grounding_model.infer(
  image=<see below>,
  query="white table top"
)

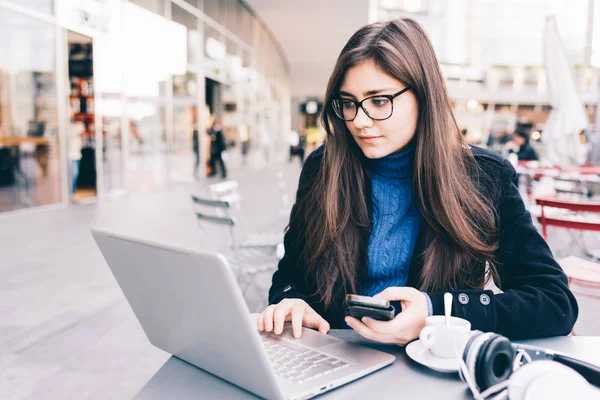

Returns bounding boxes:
[133,331,600,400]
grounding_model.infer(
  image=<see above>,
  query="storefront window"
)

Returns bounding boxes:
[99,96,125,194]
[172,3,200,68]
[172,3,199,182]
[172,72,198,182]
[226,39,242,84]
[204,24,226,81]
[0,8,61,213]
[94,8,126,197]
[124,2,178,190]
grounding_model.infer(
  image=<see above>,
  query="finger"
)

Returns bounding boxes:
[273,304,292,335]
[304,311,330,334]
[263,305,276,332]
[257,311,265,331]
[373,287,413,301]
[345,316,378,341]
[291,305,305,338]
[361,317,396,335]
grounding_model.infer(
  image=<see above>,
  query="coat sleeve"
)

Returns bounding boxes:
[268,147,324,305]
[426,158,578,340]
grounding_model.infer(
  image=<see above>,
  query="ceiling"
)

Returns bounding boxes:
[244,0,371,99]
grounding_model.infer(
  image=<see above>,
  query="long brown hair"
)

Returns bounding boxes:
[294,18,499,308]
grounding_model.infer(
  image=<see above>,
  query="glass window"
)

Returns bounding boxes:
[204,25,226,81]
[223,0,237,34]
[226,38,241,83]
[6,0,54,15]
[0,8,61,212]
[184,0,200,8]
[203,0,220,23]
[124,2,171,190]
[171,71,198,182]
[99,97,125,194]
[231,0,242,40]
[172,3,199,67]
[240,7,254,46]
[129,0,164,15]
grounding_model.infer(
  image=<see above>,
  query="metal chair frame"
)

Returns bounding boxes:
[191,194,277,310]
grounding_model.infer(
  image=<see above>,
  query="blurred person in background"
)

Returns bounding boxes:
[288,129,299,162]
[68,121,85,193]
[257,18,577,343]
[207,119,227,178]
[507,130,538,161]
[239,123,250,165]
[288,129,306,165]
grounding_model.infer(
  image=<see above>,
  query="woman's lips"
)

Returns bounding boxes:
[358,136,382,144]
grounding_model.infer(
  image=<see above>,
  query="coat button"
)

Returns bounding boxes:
[458,293,469,305]
[480,294,491,305]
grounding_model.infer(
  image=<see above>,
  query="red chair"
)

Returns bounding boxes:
[535,196,600,241]
[536,197,600,334]
[557,256,600,335]
[558,256,600,297]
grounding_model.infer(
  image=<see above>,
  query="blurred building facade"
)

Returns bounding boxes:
[0,0,290,214]
[375,0,600,145]
[2,0,600,216]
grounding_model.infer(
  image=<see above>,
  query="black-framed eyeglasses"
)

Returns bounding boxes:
[331,87,411,122]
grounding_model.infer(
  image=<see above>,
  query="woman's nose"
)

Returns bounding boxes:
[352,107,373,129]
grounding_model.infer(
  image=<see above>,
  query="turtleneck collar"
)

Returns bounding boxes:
[369,141,416,179]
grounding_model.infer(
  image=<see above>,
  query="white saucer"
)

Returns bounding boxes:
[405,339,460,373]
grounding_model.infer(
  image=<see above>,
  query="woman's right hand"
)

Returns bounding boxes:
[257,298,330,339]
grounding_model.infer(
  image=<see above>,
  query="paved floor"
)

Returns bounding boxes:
[1,153,599,400]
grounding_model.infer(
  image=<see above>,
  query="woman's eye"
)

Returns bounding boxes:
[371,98,390,107]
[341,100,355,109]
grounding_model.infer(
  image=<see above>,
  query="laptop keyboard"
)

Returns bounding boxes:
[261,334,351,384]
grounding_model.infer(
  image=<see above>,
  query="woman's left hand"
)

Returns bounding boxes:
[345,287,428,345]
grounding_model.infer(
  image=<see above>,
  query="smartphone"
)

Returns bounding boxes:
[344,294,395,321]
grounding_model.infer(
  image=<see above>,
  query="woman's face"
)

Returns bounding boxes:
[338,60,418,159]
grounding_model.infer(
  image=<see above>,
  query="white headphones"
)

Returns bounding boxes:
[458,331,600,400]
[508,360,597,400]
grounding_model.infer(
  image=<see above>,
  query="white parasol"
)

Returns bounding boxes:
[543,15,588,167]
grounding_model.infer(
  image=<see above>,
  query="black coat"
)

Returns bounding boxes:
[209,129,227,155]
[517,143,539,161]
[268,145,578,340]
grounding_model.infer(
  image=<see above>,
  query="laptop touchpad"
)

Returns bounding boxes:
[281,326,340,348]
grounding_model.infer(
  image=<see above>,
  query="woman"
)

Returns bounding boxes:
[258,18,577,343]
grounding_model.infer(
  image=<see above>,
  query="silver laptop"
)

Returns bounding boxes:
[91,228,395,400]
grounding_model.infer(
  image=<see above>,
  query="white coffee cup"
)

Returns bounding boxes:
[419,316,471,359]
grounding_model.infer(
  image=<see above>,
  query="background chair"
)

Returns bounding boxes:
[558,256,600,335]
[208,180,284,257]
[191,194,278,311]
[553,176,593,198]
[535,196,600,260]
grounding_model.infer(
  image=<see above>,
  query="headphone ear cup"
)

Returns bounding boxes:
[475,334,515,391]
[459,331,482,383]
[508,360,595,400]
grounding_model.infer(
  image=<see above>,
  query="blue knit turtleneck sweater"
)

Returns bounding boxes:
[360,144,422,297]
